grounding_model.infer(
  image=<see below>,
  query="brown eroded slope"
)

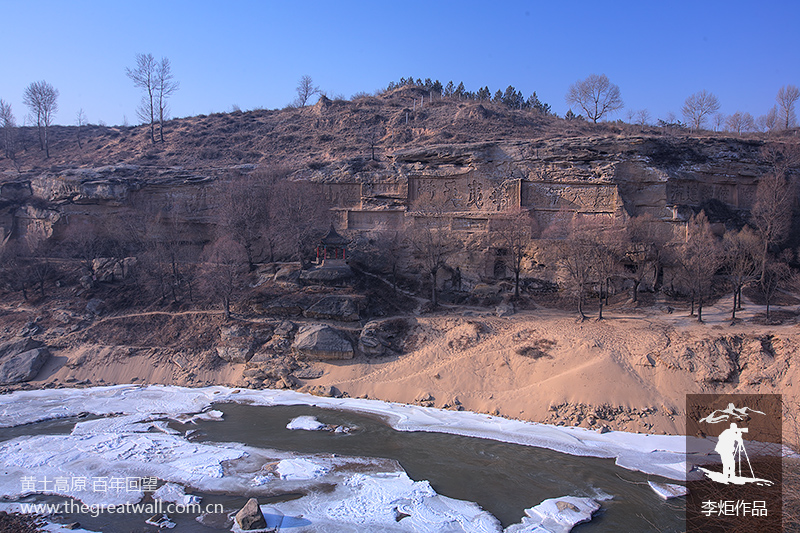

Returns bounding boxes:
[299,296,798,436]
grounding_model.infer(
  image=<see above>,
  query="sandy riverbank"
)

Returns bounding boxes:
[20,294,800,441]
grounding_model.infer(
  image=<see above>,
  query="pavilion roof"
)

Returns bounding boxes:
[320,224,349,246]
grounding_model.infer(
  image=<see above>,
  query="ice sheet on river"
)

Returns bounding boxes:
[0,412,501,532]
[0,384,690,480]
[0,385,630,532]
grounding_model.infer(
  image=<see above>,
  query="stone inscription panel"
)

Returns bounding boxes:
[322,183,362,208]
[409,176,518,212]
[666,180,743,208]
[363,182,403,197]
[522,182,618,212]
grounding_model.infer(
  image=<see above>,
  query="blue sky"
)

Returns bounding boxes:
[1,0,797,127]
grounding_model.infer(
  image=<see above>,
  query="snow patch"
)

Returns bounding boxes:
[505,496,600,533]
[152,482,202,505]
[647,480,688,499]
[286,415,326,431]
[276,458,328,480]
[259,471,501,532]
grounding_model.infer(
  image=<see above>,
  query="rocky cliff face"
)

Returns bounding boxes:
[321,135,779,234]
[0,164,256,248]
[0,135,792,260]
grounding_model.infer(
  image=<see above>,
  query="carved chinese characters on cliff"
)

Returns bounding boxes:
[521,183,618,212]
[322,183,362,208]
[466,180,483,209]
[666,181,742,209]
[410,176,516,212]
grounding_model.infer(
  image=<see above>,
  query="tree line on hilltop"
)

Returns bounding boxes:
[1,59,798,170]
[384,76,553,115]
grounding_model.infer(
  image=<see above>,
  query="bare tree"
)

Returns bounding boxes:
[565,74,623,123]
[756,106,779,134]
[374,226,407,293]
[406,212,456,307]
[776,84,800,130]
[682,90,720,131]
[363,126,383,161]
[633,109,650,130]
[491,209,537,298]
[155,57,179,142]
[0,99,16,160]
[268,179,331,263]
[751,146,797,280]
[554,216,598,320]
[761,252,793,323]
[75,108,87,148]
[294,75,320,107]
[217,167,282,270]
[726,111,755,136]
[23,237,56,299]
[126,53,157,143]
[625,213,672,301]
[0,240,29,300]
[712,113,726,132]
[202,236,247,319]
[139,194,199,304]
[591,219,626,319]
[674,212,723,321]
[723,227,760,321]
[22,81,58,158]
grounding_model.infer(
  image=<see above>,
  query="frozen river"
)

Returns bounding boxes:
[0,386,686,532]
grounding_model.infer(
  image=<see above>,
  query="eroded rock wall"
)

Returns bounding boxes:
[0,136,792,264]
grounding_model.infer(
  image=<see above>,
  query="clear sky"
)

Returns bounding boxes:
[1,0,798,127]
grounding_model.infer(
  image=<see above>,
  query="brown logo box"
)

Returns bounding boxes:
[686,394,782,532]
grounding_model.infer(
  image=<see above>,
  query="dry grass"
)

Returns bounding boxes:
[2,91,790,177]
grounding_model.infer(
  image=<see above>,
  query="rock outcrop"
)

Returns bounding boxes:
[0,338,50,385]
[216,325,272,363]
[235,498,267,531]
[358,318,411,357]
[292,324,354,360]
[304,295,361,322]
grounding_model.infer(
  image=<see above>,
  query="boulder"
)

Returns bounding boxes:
[234,498,267,531]
[298,265,353,285]
[121,257,138,278]
[257,321,296,357]
[358,318,410,357]
[301,384,342,398]
[17,321,40,337]
[0,337,43,360]
[0,347,50,384]
[472,283,502,297]
[274,263,302,283]
[292,324,354,360]
[305,296,360,322]
[92,258,124,282]
[216,325,267,363]
[79,275,95,290]
[85,298,106,316]
[0,181,33,202]
[275,321,295,337]
[261,294,320,317]
[495,300,515,317]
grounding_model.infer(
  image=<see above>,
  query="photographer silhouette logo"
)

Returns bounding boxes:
[697,403,774,486]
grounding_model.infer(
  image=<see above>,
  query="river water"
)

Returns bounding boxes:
[2,403,685,532]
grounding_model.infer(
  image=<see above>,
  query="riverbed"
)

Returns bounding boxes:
[0,386,687,531]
